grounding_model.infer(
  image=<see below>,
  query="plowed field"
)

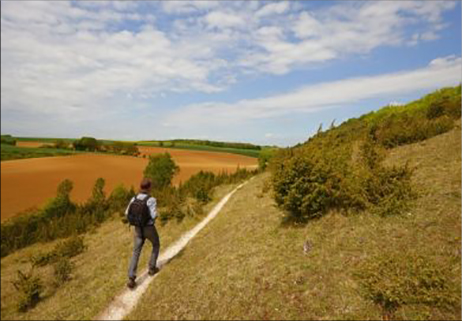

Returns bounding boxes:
[1,148,257,221]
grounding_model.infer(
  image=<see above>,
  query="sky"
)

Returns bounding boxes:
[1,0,461,147]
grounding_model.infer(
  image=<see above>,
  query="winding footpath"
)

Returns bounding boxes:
[96,179,251,320]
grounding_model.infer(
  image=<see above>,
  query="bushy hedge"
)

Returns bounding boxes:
[1,178,132,258]
[1,135,17,146]
[12,270,43,312]
[154,167,258,224]
[368,86,461,148]
[270,86,460,223]
[1,154,255,257]
[31,236,86,267]
[103,141,139,156]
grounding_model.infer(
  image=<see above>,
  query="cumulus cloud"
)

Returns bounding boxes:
[1,1,459,140]
[166,56,462,126]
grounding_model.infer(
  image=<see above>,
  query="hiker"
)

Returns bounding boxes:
[125,178,160,289]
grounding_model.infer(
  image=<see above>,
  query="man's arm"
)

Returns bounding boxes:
[147,197,157,220]
[125,197,135,216]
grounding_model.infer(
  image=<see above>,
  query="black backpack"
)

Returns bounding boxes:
[127,194,152,227]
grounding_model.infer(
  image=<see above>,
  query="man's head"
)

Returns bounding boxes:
[140,178,152,193]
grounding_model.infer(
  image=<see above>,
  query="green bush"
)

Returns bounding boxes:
[1,177,115,258]
[12,270,43,312]
[104,141,139,156]
[53,257,74,286]
[31,251,58,267]
[108,184,135,216]
[53,139,69,149]
[143,153,179,190]
[73,136,100,151]
[258,148,278,171]
[31,236,86,267]
[357,252,458,315]
[54,235,87,258]
[181,171,216,203]
[271,135,413,223]
[270,86,461,223]
[1,135,17,146]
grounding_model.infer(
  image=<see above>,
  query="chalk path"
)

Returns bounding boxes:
[96,180,250,320]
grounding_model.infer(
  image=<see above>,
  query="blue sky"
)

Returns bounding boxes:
[1,1,461,146]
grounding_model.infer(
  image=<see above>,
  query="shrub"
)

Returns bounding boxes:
[54,236,87,258]
[108,184,135,216]
[270,86,462,223]
[73,136,100,151]
[181,171,216,203]
[53,257,74,286]
[31,236,86,267]
[53,139,69,149]
[12,270,43,312]
[271,135,414,223]
[143,153,179,190]
[258,148,278,171]
[1,135,17,146]
[31,251,58,267]
[357,252,458,316]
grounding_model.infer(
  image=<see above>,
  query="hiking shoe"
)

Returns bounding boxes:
[127,278,136,289]
[148,267,160,276]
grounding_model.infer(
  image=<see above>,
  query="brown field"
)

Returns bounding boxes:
[16,141,46,148]
[1,147,257,222]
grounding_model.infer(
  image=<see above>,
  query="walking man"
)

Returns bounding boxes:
[125,178,160,289]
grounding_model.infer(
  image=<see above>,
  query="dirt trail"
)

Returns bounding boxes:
[95,180,250,320]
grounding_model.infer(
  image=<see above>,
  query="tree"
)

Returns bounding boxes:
[73,137,100,151]
[143,153,179,190]
[53,139,69,149]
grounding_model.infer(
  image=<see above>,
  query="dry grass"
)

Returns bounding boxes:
[126,126,461,320]
[0,183,239,320]
[2,125,460,320]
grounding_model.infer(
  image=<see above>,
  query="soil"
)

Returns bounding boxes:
[1,148,257,221]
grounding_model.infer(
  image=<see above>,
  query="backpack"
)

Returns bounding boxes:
[127,194,152,227]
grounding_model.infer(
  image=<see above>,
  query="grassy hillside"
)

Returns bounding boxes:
[0,183,241,320]
[1,87,460,320]
[126,125,461,320]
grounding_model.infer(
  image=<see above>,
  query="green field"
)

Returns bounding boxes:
[1,144,78,161]
[13,137,263,158]
[137,141,262,158]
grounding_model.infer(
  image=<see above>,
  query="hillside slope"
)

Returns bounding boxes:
[126,125,461,320]
[0,184,240,320]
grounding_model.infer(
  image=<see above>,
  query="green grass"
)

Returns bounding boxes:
[14,137,262,158]
[0,183,241,320]
[1,127,460,320]
[15,137,77,143]
[126,126,461,320]
[1,144,79,161]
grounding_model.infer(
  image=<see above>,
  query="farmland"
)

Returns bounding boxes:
[1,144,77,161]
[1,149,257,222]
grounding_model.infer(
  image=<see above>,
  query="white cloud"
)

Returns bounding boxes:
[1,1,459,141]
[1,1,229,120]
[161,1,218,14]
[256,2,290,18]
[205,11,246,29]
[166,56,461,126]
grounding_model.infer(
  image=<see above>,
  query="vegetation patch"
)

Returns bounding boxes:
[12,270,43,312]
[357,251,458,318]
[270,86,460,223]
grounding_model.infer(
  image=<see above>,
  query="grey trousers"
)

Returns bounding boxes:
[128,225,160,280]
